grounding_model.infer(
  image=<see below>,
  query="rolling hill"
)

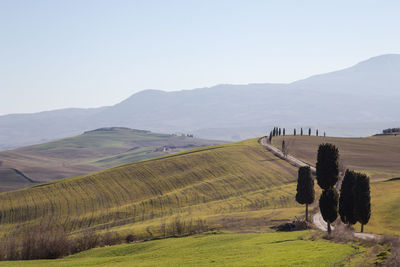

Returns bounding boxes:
[0,136,396,265]
[271,134,400,179]
[0,138,301,239]
[0,127,222,192]
[0,168,40,192]
[2,135,400,238]
[1,54,400,150]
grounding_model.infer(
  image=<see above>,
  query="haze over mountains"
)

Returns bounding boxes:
[1,54,400,150]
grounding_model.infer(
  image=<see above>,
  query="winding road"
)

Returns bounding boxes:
[259,136,381,241]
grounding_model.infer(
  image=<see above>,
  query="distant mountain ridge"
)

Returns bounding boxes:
[1,54,399,150]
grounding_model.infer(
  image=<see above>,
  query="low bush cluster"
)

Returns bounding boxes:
[0,217,209,261]
[161,217,209,238]
[275,219,312,232]
[0,226,136,261]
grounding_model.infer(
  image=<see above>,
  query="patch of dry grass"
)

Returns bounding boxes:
[272,135,400,179]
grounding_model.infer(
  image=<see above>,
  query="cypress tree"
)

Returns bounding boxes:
[283,128,285,136]
[295,166,315,221]
[339,170,357,226]
[269,131,272,143]
[309,128,311,136]
[294,129,296,136]
[319,188,338,234]
[316,129,319,136]
[316,143,340,234]
[316,143,339,190]
[301,128,303,136]
[279,128,281,136]
[354,173,371,233]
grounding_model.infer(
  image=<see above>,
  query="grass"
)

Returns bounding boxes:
[358,178,400,236]
[0,127,222,191]
[0,138,301,239]
[271,135,400,179]
[0,231,364,267]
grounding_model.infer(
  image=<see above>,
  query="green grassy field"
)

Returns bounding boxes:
[363,178,400,235]
[0,138,302,239]
[0,127,222,192]
[0,231,365,267]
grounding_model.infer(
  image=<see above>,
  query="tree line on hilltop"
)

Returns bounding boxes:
[268,126,325,143]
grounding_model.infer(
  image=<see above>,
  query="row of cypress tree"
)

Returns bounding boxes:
[268,127,321,143]
[295,143,371,233]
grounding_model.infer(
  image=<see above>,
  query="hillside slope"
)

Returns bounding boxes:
[0,168,40,192]
[1,54,400,149]
[272,134,400,235]
[0,127,222,192]
[0,139,300,239]
[271,135,400,179]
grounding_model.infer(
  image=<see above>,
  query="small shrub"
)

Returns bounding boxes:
[381,236,400,266]
[275,219,311,232]
[324,223,355,243]
[20,225,72,260]
[101,231,122,246]
[125,234,137,243]
[73,229,100,253]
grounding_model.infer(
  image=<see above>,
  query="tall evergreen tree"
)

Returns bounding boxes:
[309,128,311,136]
[316,143,340,234]
[283,128,285,136]
[295,166,315,221]
[339,170,357,226]
[301,128,303,136]
[279,128,281,136]
[316,143,339,190]
[294,129,296,136]
[354,173,371,233]
[319,188,338,234]
[316,129,319,136]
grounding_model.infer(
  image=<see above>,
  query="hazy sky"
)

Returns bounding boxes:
[1,0,400,115]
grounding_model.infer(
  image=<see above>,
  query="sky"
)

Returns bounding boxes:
[1,0,400,115]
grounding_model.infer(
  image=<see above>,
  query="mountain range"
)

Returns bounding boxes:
[1,54,399,150]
